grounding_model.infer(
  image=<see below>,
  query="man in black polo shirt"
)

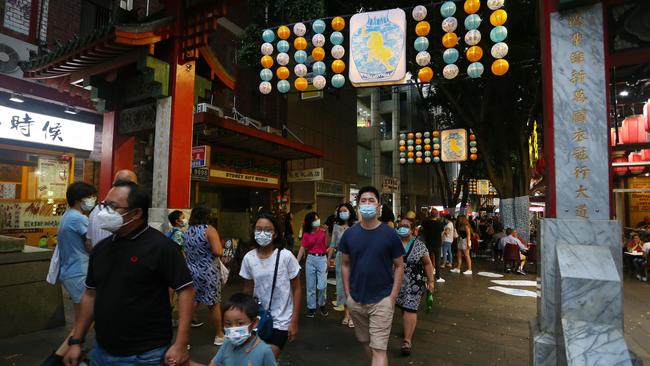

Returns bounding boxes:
[420,209,447,283]
[64,181,194,366]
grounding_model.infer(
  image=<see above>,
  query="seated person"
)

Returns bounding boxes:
[632,241,650,282]
[491,225,506,261]
[502,228,528,275]
[627,233,644,253]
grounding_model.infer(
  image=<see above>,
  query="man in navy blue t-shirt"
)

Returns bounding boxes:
[340,186,405,365]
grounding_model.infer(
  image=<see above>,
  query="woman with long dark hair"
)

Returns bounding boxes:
[450,215,473,275]
[296,211,329,317]
[327,203,357,327]
[240,213,301,360]
[184,204,225,345]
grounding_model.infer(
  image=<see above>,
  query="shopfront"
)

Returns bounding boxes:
[0,100,100,247]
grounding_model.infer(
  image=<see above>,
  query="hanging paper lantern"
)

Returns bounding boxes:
[466,46,483,62]
[425,157,432,163]
[294,64,308,77]
[467,62,484,78]
[276,66,290,80]
[490,26,508,42]
[443,48,459,64]
[644,99,650,132]
[464,14,482,30]
[262,29,275,43]
[465,29,482,46]
[277,26,291,40]
[400,158,407,164]
[400,152,407,158]
[415,36,430,51]
[332,74,345,88]
[277,80,290,93]
[400,133,407,139]
[469,141,477,147]
[332,60,346,73]
[261,42,274,56]
[469,134,476,141]
[259,81,272,94]
[470,147,478,154]
[416,145,422,151]
[622,115,647,144]
[440,1,457,17]
[408,132,415,139]
[423,132,430,138]
[312,61,326,75]
[330,31,344,46]
[416,51,431,66]
[312,47,325,61]
[399,139,406,145]
[276,52,290,66]
[418,67,434,82]
[613,155,628,176]
[490,9,508,26]
[408,158,415,164]
[277,40,290,53]
[491,42,509,59]
[470,154,478,161]
[433,157,441,163]
[416,21,431,36]
[331,45,345,59]
[260,68,273,81]
[442,17,458,33]
[312,33,325,47]
[442,32,459,48]
[293,22,306,36]
[400,146,406,152]
[415,132,422,138]
[487,0,505,10]
[464,0,481,14]
[416,157,423,164]
[433,149,440,156]
[432,131,440,137]
[424,144,431,150]
[294,37,307,50]
[629,152,645,174]
[294,50,308,64]
[491,59,509,76]
[425,149,432,155]
[260,55,274,68]
[312,19,326,34]
[294,77,308,91]
[413,5,428,21]
[332,16,345,31]
[443,64,459,79]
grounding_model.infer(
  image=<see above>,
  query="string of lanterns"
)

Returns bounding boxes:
[399,130,478,164]
[487,0,509,76]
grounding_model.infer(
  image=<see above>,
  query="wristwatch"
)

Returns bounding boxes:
[67,336,84,346]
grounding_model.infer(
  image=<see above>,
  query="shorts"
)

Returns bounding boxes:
[61,275,86,304]
[457,238,469,251]
[265,328,289,350]
[91,342,167,365]
[347,295,395,351]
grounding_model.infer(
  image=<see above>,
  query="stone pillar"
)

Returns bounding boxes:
[392,87,401,216]
[370,87,382,189]
[149,97,172,232]
[532,3,635,365]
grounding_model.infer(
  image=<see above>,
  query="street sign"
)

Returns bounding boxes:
[288,168,323,182]
[191,167,209,181]
[191,145,210,168]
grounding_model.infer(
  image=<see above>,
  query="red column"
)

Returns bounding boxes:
[99,111,135,198]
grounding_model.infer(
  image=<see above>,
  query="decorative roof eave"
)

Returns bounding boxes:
[20,17,175,80]
[199,46,235,90]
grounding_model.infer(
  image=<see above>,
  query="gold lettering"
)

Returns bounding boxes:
[571,70,586,85]
[568,14,583,28]
[572,128,587,142]
[574,166,590,180]
[576,185,591,199]
[570,51,585,64]
[573,89,587,103]
[573,110,587,124]
[576,204,589,218]
[573,147,589,161]
[572,32,582,47]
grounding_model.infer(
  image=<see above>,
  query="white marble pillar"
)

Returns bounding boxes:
[148,97,172,232]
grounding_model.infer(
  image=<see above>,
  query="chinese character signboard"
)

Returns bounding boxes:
[551,4,608,219]
[288,168,324,182]
[191,145,210,168]
[0,105,95,151]
[349,9,407,87]
[0,200,67,231]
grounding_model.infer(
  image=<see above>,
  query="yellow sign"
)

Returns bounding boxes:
[629,177,650,227]
[210,170,279,186]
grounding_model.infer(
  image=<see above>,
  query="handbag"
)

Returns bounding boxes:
[46,245,60,285]
[256,248,282,342]
[217,259,229,285]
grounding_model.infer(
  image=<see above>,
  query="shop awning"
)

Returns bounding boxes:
[194,112,326,160]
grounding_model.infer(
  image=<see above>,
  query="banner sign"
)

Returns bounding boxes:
[288,168,323,182]
[0,200,67,231]
[211,169,279,188]
[191,145,210,168]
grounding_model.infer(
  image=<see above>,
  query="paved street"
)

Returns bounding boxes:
[1,258,648,366]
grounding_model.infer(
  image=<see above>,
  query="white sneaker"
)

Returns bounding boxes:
[214,336,225,346]
[463,270,473,275]
[436,278,446,283]
[450,268,461,273]
[643,277,648,282]
[636,274,642,280]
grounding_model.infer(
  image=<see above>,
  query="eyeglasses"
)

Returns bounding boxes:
[255,227,274,234]
[99,201,130,212]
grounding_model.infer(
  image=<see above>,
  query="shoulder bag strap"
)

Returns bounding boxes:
[267,248,282,312]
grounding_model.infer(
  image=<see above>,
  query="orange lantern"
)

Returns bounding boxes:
[294,37,307,50]
[415,21,431,36]
[418,67,434,82]
[407,152,415,158]
[613,155,628,176]
[629,152,645,174]
[312,47,325,61]
[408,133,415,139]
[276,66,290,80]
[332,60,346,73]
[261,55,274,68]
[433,150,440,157]
[416,157,423,164]
[491,59,509,76]
[466,46,483,62]
[399,146,406,152]
[294,77,308,91]
[469,134,476,141]
[424,144,431,151]
[277,26,291,40]
[621,115,647,144]
[432,131,440,137]
[490,9,508,26]
[442,32,459,48]
[470,154,478,161]
[464,0,480,14]
[415,139,422,145]
[332,16,345,31]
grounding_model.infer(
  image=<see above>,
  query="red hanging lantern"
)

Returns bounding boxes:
[610,128,618,147]
[642,149,650,161]
[629,152,645,174]
[621,115,647,144]
[644,100,650,132]
[613,155,628,176]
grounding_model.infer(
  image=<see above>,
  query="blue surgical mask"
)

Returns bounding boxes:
[396,227,410,237]
[359,204,377,219]
[339,211,350,221]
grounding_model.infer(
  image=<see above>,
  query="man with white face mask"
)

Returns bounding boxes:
[63,181,194,366]
[339,186,405,366]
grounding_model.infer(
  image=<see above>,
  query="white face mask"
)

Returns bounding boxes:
[97,206,134,233]
[81,197,96,212]
[224,324,252,346]
[181,219,189,227]
[254,230,273,247]
[312,219,321,227]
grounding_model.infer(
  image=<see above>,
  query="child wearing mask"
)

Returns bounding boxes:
[166,210,188,250]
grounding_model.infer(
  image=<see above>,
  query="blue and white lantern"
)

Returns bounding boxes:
[464,14,482,30]
[490,26,508,43]
[277,40,290,53]
[443,64,459,79]
[331,45,345,59]
[312,61,326,75]
[294,50,307,64]
[443,48,459,64]
[330,31,344,46]
[277,80,290,93]
[312,19,326,34]
[491,42,509,59]
[414,36,429,52]
[464,29,482,46]
[260,68,273,81]
[262,29,275,43]
[332,74,345,88]
[467,62,484,78]
[259,81,272,94]
[313,75,327,90]
[416,51,431,67]
[276,52,289,66]
[412,5,428,21]
[440,1,456,17]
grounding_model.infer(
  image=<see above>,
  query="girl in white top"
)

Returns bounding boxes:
[240,213,301,360]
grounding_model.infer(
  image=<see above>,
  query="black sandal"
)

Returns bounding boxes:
[400,341,412,356]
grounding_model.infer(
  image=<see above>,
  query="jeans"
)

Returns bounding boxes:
[441,241,453,265]
[91,342,167,365]
[306,254,327,309]
[633,257,647,277]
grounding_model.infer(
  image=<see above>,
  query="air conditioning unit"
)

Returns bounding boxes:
[195,103,224,117]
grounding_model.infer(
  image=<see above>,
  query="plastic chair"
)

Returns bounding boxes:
[525,244,538,273]
[503,244,521,272]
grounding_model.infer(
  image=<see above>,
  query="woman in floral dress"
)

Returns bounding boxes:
[395,218,435,356]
